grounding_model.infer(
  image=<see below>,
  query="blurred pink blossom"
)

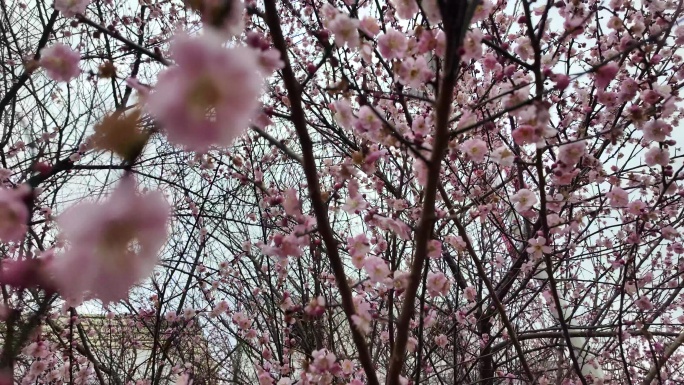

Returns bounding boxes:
[49,178,169,304]
[39,43,80,82]
[146,33,263,152]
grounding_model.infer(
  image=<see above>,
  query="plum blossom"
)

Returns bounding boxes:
[461,30,483,62]
[460,138,488,162]
[146,33,263,152]
[557,140,586,166]
[391,0,419,19]
[511,189,537,212]
[491,145,515,167]
[378,28,408,60]
[174,373,193,385]
[595,62,619,89]
[328,13,359,49]
[188,0,244,38]
[342,179,368,213]
[49,178,169,304]
[511,125,542,146]
[514,36,533,61]
[333,99,354,129]
[257,49,285,74]
[426,272,450,297]
[527,237,551,259]
[364,256,390,283]
[39,43,80,82]
[397,56,432,88]
[464,286,477,302]
[606,187,629,207]
[54,0,89,17]
[644,147,669,167]
[354,106,382,133]
[351,297,373,334]
[348,234,370,269]
[642,119,672,142]
[427,240,442,259]
[359,17,380,36]
[635,295,653,311]
[421,0,442,23]
[626,200,647,215]
[434,334,448,348]
[0,186,29,243]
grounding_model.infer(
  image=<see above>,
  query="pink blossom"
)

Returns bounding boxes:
[39,43,80,82]
[635,295,653,311]
[514,36,533,61]
[391,0,419,19]
[460,138,488,162]
[146,33,263,152]
[49,178,170,304]
[526,237,551,260]
[491,146,515,167]
[258,49,285,74]
[397,56,432,88]
[174,373,193,385]
[359,17,380,37]
[0,186,29,243]
[626,200,647,215]
[378,28,408,60]
[641,119,672,142]
[364,256,390,283]
[461,30,483,62]
[421,0,442,23]
[434,334,448,348]
[427,272,450,297]
[328,14,359,49]
[606,187,629,207]
[232,312,252,330]
[348,233,370,269]
[511,189,537,212]
[644,147,669,167]
[333,99,354,129]
[464,286,477,302]
[354,106,382,133]
[557,140,586,166]
[427,240,442,259]
[553,74,571,91]
[311,349,337,374]
[595,62,619,89]
[511,125,541,146]
[195,0,244,38]
[54,0,89,17]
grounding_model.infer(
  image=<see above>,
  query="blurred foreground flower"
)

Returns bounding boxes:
[49,178,169,304]
[0,186,30,243]
[91,109,150,163]
[146,32,263,152]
